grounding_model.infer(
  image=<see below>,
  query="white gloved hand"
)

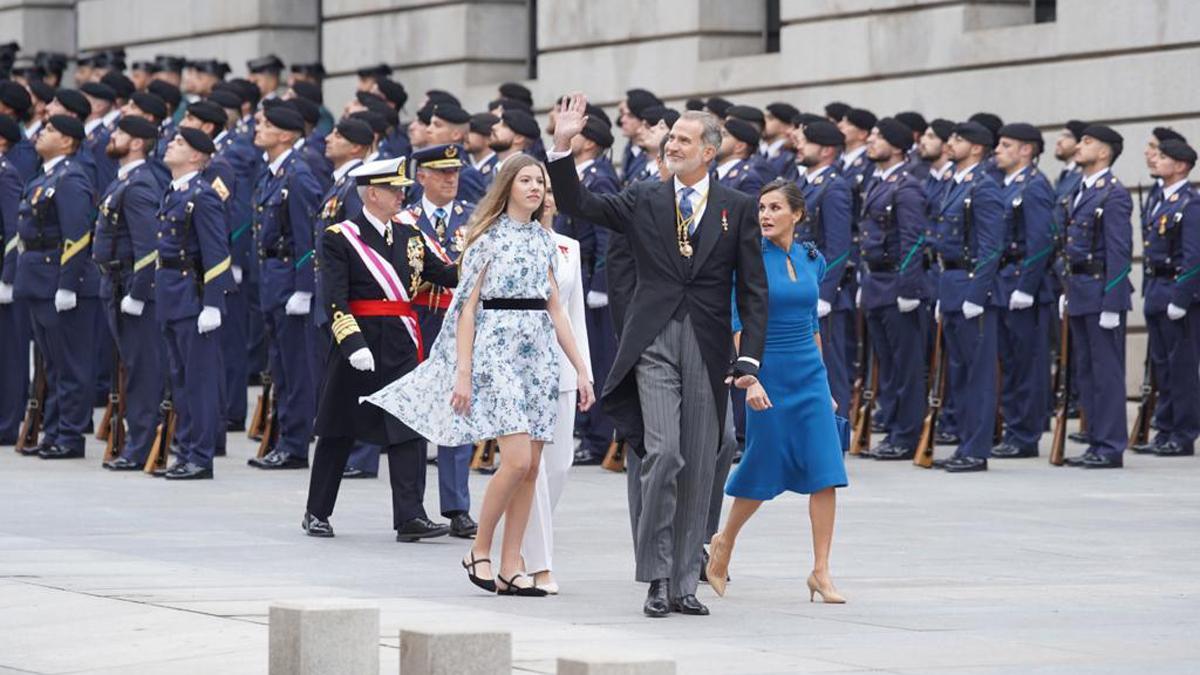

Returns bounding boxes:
[285,291,312,316]
[962,300,985,319]
[120,295,145,316]
[934,300,942,320]
[1098,311,1120,330]
[817,299,832,318]
[54,288,77,312]
[348,347,376,372]
[1058,294,1067,320]
[897,297,920,313]
[197,305,222,334]
[0,282,13,304]
[1168,303,1188,321]
[1009,290,1035,311]
[232,265,243,285]
[585,290,608,309]
[855,287,863,308]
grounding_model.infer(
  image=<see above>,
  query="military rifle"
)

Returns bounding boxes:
[914,318,946,468]
[470,438,497,472]
[1128,351,1157,448]
[255,397,279,459]
[1049,307,1071,466]
[848,309,867,427]
[101,362,127,463]
[15,348,47,454]
[247,370,272,442]
[144,389,177,474]
[602,433,626,472]
[850,353,878,455]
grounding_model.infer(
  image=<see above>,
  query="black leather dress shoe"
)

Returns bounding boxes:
[103,456,143,471]
[1130,441,1162,455]
[153,459,188,477]
[1068,431,1091,444]
[943,456,987,473]
[1064,452,1098,467]
[931,457,953,469]
[164,462,213,480]
[248,448,309,469]
[934,431,961,446]
[990,443,1038,459]
[38,444,84,459]
[671,594,710,616]
[1081,452,1123,469]
[341,467,377,479]
[302,512,334,537]
[643,579,670,618]
[572,448,603,465]
[874,444,915,461]
[17,443,48,457]
[396,516,450,542]
[862,441,891,459]
[1153,441,1194,457]
[449,513,478,538]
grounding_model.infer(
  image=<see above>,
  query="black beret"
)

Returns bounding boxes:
[416,102,433,125]
[130,91,167,120]
[1082,124,1123,149]
[349,110,386,135]
[191,59,228,77]
[930,118,954,142]
[264,105,305,133]
[662,108,680,129]
[117,115,159,141]
[969,112,1004,136]
[47,113,84,141]
[802,119,844,147]
[725,117,760,146]
[794,112,825,128]
[685,98,705,111]
[246,54,284,74]
[187,100,226,126]
[585,103,611,128]
[335,118,374,146]
[1064,120,1087,142]
[28,80,55,104]
[876,117,912,151]
[824,101,851,122]
[895,111,927,135]
[626,88,660,116]
[1158,139,1197,166]
[0,113,21,144]
[499,82,533,106]
[1153,126,1186,144]
[0,81,31,114]
[639,105,670,127]
[845,108,877,132]
[432,103,470,124]
[207,88,241,111]
[227,78,259,107]
[356,90,387,108]
[998,122,1044,154]
[953,121,993,148]
[131,60,159,73]
[290,62,326,79]
[705,96,732,118]
[502,109,539,139]
[100,71,135,99]
[490,96,531,114]
[54,88,91,119]
[727,104,764,127]
[425,89,460,108]
[291,80,322,105]
[365,99,398,127]
[154,54,186,73]
[287,97,319,126]
[470,112,499,136]
[356,63,392,80]
[376,79,407,109]
[580,115,613,148]
[765,102,799,125]
[80,81,116,102]
[178,126,215,154]
[147,80,181,108]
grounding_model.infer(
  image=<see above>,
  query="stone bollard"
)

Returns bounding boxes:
[269,600,380,675]
[399,628,511,675]
[556,656,676,675]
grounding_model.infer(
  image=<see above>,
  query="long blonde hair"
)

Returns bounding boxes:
[461,153,549,257]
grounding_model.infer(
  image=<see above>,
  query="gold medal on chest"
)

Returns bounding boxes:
[680,241,694,257]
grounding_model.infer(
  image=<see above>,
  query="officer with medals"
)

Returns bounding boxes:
[13,115,97,459]
[0,114,29,445]
[928,121,1005,473]
[248,104,322,470]
[154,128,234,479]
[990,123,1056,459]
[302,157,456,542]
[94,116,168,470]
[1133,139,1200,458]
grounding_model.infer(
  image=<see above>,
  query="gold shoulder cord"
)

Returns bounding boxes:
[675,191,710,258]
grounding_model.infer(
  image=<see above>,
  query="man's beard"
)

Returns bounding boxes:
[488,139,512,153]
[105,142,129,160]
[664,154,700,176]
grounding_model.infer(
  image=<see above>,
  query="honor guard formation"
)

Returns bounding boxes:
[1,44,1197,544]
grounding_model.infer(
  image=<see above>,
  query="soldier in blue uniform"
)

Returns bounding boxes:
[856,119,929,460]
[1060,125,1133,469]
[617,89,660,184]
[287,63,334,137]
[714,117,766,197]
[93,117,168,470]
[420,103,487,203]
[466,112,499,184]
[1133,139,1199,458]
[0,82,39,180]
[1049,120,1087,423]
[80,82,120,191]
[148,80,182,160]
[155,128,235,479]
[0,114,30,444]
[489,109,540,173]
[928,122,1005,472]
[247,104,321,470]
[837,107,876,399]
[278,98,333,192]
[761,102,799,182]
[969,112,1006,184]
[247,54,287,105]
[12,115,97,459]
[989,123,1056,459]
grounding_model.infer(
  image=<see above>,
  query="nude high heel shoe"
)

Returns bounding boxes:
[707,533,732,597]
[807,573,846,603]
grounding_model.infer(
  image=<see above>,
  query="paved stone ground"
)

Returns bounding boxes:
[2,406,1199,674]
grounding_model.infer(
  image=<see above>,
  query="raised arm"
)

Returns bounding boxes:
[546,93,639,232]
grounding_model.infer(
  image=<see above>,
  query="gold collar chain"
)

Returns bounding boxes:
[675,189,709,258]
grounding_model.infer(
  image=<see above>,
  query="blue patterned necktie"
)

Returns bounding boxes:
[679,186,696,235]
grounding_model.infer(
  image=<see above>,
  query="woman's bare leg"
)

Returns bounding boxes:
[469,433,533,578]
[500,440,543,579]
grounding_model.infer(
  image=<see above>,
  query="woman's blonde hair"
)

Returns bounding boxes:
[461,153,549,256]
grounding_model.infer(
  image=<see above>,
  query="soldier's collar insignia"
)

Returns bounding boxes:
[887,174,897,183]
[729,168,739,178]
[413,206,422,216]
[1169,193,1180,202]
[1015,173,1025,182]
[482,164,491,173]
[813,176,823,185]
[454,204,463,214]
[853,158,862,166]
[964,173,973,182]
[1096,178,1106,187]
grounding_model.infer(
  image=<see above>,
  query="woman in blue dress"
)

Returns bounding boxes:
[707,179,848,603]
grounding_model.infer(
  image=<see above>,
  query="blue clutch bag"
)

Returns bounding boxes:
[835,415,850,453]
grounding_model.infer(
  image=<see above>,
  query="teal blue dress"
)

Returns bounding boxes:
[727,239,848,499]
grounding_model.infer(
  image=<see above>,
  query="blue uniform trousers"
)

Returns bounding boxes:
[29,298,98,452]
[221,286,250,427]
[93,307,114,403]
[998,304,1051,451]
[1069,314,1126,458]
[163,318,222,468]
[412,305,470,515]
[264,308,314,459]
[819,310,853,421]
[579,305,617,454]
[867,305,927,449]
[1147,312,1200,450]
[943,310,998,459]
[0,300,31,441]
[103,297,165,463]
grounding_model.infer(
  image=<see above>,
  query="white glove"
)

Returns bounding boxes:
[197,306,222,334]
[855,287,862,307]
[120,295,145,316]
[54,288,77,312]
[232,265,243,285]
[1058,294,1067,319]
[934,300,942,320]
[817,299,832,318]
[1168,303,1188,321]
[285,291,312,316]
[961,300,984,319]
[1009,290,1035,311]
[1098,311,1120,330]
[896,297,920,313]
[348,347,376,372]
[0,282,13,304]
[585,290,608,309]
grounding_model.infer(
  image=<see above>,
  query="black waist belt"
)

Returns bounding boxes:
[940,259,971,271]
[259,247,291,260]
[999,250,1025,267]
[97,260,132,274]
[159,256,201,272]
[1144,265,1179,279]
[482,298,547,311]
[1068,261,1104,276]
[22,236,61,251]
[863,261,898,273]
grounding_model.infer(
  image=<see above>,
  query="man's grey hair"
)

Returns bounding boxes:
[679,110,722,150]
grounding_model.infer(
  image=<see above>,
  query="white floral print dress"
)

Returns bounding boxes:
[364,214,560,444]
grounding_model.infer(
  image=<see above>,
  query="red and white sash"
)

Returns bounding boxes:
[336,220,423,353]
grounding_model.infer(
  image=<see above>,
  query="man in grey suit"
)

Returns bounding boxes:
[548,94,768,617]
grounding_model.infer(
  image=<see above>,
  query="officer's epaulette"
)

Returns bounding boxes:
[325,224,342,234]
[453,201,466,215]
